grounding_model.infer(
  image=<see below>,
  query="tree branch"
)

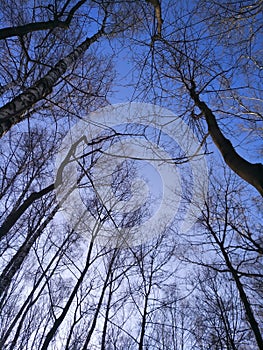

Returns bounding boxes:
[0,20,68,40]
[189,85,263,196]
[0,0,89,40]
[0,184,54,240]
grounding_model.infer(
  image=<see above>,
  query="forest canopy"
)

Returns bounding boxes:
[0,1,262,349]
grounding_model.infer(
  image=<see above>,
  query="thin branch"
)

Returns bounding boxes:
[0,0,89,40]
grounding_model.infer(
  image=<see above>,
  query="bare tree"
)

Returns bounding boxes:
[135,0,263,195]
[0,1,262,349]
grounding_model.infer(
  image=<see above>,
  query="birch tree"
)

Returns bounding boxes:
[0,1,262,349]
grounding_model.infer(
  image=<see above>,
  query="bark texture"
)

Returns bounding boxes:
[146,0,163,36]
[0,27,104,137]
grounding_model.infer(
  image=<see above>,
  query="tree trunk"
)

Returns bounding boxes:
[206,218,263,349]
[81,251,117,350]
[0,184,54,240]
[0,205,58,299]
[40,240,94,350]
[0,27,105,137]
[189,87,263,196]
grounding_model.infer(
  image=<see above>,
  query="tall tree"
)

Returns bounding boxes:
[0,1,262,349]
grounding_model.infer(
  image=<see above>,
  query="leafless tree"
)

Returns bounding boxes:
[0,1,262,349]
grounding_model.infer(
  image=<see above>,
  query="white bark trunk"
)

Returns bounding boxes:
[0,28,104,137]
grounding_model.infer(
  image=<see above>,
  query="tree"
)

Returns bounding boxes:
[136,0,263,195]
[177,167,263,348]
